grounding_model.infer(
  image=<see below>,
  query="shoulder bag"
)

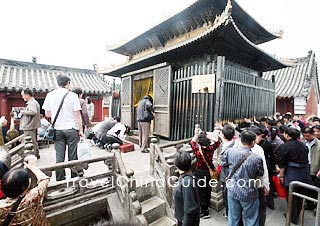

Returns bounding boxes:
[199,146,218,180]
[225,152,251,181]
[43,91,69,141]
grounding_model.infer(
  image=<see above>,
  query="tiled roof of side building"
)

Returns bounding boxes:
[263,51,319,100]
[0,58,111,94]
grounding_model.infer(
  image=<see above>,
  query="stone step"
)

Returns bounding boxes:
[141,196,166,223]
[106,192,126,222]
[135,179,156,202]
[149,216,177,226]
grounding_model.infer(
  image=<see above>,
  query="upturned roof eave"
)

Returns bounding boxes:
[103,17,285,76]
[109,0,281,56]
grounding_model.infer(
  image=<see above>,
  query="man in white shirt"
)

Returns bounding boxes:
[43,74,83,181]
[107,117,127,140]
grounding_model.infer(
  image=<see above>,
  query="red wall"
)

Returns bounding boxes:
[304,86,318,119]
[90,98,103,122]
[1,91,104,127]
[103,107,110,119]
[276,97,294,115]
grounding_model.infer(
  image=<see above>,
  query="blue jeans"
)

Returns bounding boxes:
[54,129,79,181]
[228,192,260,226]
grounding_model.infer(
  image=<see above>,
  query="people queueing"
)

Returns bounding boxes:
[174,147,201,226]
[278,127,312,225]
[219,124,236,219]
[20,89,41,159]
[0,155,50,225]
[73,87,90,133]
[190,130,221,219]
[313,125,320,140]
[301,127,320,210]
[247,127,270,226]
[221,130,264,226]
[255,126,275,211]
[43,74,83,181]
[137,95,154,153]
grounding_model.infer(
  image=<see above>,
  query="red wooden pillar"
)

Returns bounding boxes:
[0,93,8,118]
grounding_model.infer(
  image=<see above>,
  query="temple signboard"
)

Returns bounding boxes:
[192,74,215,93]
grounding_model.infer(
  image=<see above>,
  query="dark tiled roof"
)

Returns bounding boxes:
[103,10,286,76]
[0,59,111,94]
[263,51,319,99]
[110,0,281,57]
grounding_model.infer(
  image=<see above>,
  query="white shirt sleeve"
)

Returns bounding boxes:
[253,144,270,191]
[71,94,82,112]
[42,93,51,111]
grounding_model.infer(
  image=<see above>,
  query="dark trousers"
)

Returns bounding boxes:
[266,170,275,208]
[177,212,200,226]
[24,129,39,156]
[55,129,79,181]
[286,187,307,224]
[258,188,267,226]
[222,181,228,215]
[194,169,212,213]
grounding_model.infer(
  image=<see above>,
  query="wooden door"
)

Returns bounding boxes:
[153,66,172,138]
[121,76,132,127]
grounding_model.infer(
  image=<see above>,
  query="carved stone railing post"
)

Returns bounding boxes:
[113,143,136,220]
[165,158,176,207]
[149,138,158,175]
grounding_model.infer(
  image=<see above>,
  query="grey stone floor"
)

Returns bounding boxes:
[36,141,317,226]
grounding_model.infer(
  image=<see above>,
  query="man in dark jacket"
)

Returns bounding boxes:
[278,127,312,224]
[137,96,154,153]
[20,89,41,158]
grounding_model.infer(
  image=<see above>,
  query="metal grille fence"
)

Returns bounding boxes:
[170,63,276,140]
[171,62,216,140]
[221,66,275,121]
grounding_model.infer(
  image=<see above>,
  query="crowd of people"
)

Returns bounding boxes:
[173,112,320,226]
[0,74,99,225]
[0,72,319,226]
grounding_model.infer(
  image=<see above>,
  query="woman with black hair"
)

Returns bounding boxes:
[0,156,50,226]
[190,130,221,219]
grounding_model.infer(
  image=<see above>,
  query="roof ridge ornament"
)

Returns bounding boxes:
[213,0,232,25]
[268,29,284,39]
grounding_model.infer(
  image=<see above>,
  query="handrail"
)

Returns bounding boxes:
[112,143,134,178]
[150,137,191,208]
[111,143,135,220]
[5,134,25,149]
[286,181,320,226]
[158,138,191,149]
[39,154,114,172]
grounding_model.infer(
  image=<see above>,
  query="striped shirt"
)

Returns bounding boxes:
[221,146,264,202]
